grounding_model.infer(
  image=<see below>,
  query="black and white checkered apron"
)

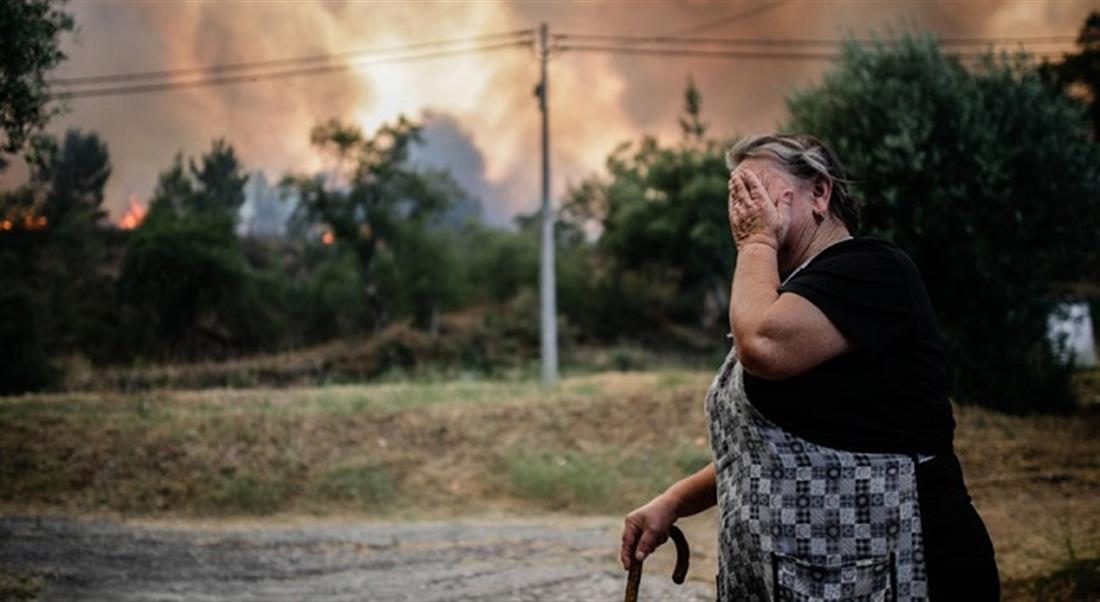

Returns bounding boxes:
[705,345,928,601]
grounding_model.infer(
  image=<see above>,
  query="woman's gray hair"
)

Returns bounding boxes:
[725,133,862,233]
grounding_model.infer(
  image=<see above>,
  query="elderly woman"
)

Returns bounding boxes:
[620,134,999,600]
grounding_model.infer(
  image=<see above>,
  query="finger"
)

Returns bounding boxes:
[731,174,751,207]
[740,172,777,222]
[634,530,655,562]
[734,172,756,206]
[621,521,639,569]
[634,528,668,562]
[732,204,746,224]
[729,200,744,225]
[728,193,742,222]
[740,170,768,203]
[621,539,634,569]
[730,171,748,198]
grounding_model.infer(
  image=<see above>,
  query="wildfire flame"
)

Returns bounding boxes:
[119,195,147,229]
[0,215,48,232]
[321,230,335,245]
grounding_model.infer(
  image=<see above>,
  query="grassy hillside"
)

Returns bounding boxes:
[2,369,1098,599]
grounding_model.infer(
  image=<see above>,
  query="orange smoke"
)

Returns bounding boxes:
[48,2,1094,225]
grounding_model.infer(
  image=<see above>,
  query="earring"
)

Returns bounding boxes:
[812,211,825,225]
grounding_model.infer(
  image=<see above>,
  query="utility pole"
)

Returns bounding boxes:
[535,22,558,387]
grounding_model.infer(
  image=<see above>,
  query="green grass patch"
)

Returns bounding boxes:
[199,471,293,515]
[315,463,395,510]
[504,448,617,511]
[501,443,715,513]
[612,444,712,504]
[657,372,688,389]
[615,452,673,495]
[673,444,712,474]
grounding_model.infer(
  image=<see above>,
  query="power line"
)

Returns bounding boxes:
[552,32,1079,48]
[557,44,841,61]
[58,40,532,99]
[662,2,788,37]
[51,27,1079,100]
[51,29,534,87]
[554,43,1071,62]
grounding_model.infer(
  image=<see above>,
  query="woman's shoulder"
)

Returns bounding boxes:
[780,235,924,352]
[853,235,911,257]
[809,235,914,274]
[782,236,914,297]
[788,236,928,308]
[825,234,904,256]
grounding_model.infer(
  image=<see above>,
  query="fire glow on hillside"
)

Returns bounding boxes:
[118,196,147,230]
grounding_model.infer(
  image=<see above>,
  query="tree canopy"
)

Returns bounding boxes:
[786,33,1100,413]
[118,140,254,358]
[285,116,469,331]
[560,78,734,345]
[1041,11,1100,138]
[0,129,112,392]
[0,0,74,167]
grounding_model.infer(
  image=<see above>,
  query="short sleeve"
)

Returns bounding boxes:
[777,245,914,352]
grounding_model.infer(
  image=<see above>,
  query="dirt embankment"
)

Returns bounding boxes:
[0,371,715,518]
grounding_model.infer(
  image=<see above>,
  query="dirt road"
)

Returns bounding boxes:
[0,515,715,601]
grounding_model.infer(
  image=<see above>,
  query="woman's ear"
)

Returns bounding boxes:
[811,175,832,212]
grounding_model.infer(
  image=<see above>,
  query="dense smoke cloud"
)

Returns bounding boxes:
[32,1,1094,225]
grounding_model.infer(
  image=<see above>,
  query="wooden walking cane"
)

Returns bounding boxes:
[624,525,690,602]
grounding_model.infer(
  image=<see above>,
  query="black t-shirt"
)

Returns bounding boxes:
[742,235,956,456]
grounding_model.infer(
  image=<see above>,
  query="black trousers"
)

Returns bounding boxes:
[915,452,1001,601]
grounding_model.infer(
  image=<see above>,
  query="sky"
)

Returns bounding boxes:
[18,0,1097,228]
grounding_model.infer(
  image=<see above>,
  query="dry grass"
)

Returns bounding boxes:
[2,368,1098,598]
[0,567,43,602]
[952,402,1100,584]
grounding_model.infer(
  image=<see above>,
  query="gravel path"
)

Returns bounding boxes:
[0,515,714,601]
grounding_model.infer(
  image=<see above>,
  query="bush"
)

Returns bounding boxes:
[0,281,55,393]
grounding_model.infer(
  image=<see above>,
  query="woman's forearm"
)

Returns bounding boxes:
[729,242,781,346]
[665,461,717,518]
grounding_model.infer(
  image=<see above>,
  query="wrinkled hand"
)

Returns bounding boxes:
[727,168,790,251]
[620,492,679,570]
